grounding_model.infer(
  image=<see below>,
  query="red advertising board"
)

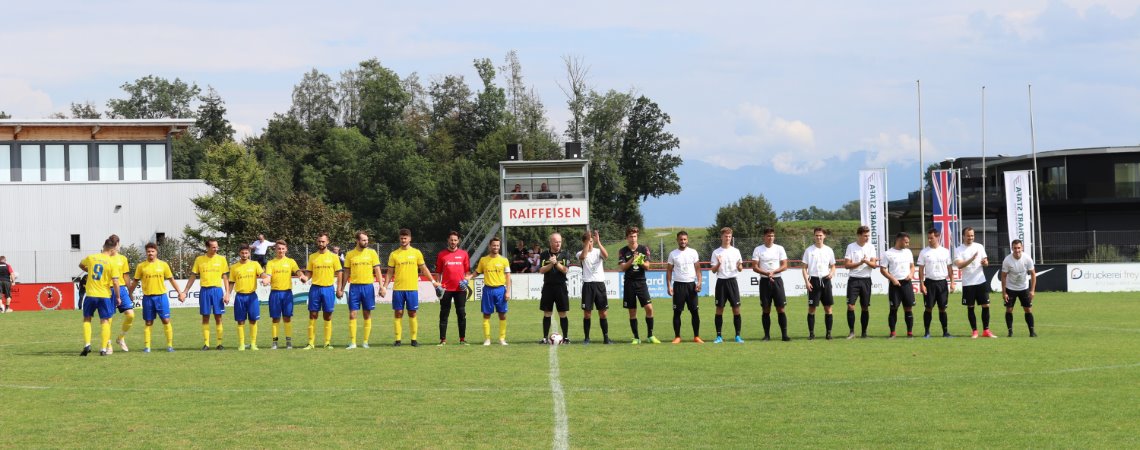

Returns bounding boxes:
[6,283,76,311]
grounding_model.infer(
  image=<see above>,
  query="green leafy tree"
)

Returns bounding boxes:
[0,111,10,119]
[170,134,207,179]
[106,75,201,119]
[265,192,355,256]
[354,58,411,139]
[289,68,339,130]
[706,194,778,243]
[184,141,266,252]
[195,86,234,144]
[69,101,102,119]
[621,95,682,201]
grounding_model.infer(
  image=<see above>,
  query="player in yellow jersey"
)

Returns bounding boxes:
[182,239,231,350]
[130,242,185,353]
[304,232,343,349]
[343,231,385,349]
[470,237,511,346]
[107,235,136,352]
[384,228,441,347]
[229,245,265,351]
[79,237,124,356]
[260,240,307,349]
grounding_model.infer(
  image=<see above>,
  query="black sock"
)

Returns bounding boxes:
[824,313,833,333]
[1005,312,1014,332]
[762,313,772,337]
[888,308,898,332]
[691,313,700,336]
[733,314,741,336]
[456,305,467,339]
[778,312,788,337]
[939,310,948,334]
[600,318,609,338]
[715,314,724,336]
[923,311,932,334]
[861,310,870,334]
[982,307,991,329]
[807,314,815,335]
[904,311,914,333]
[543,316,551,338]
[646,317,654,337]
[559,317,569,338]
[583,318,591,340]
[673,310,682,337]
[847,310,856,332]
[630,318,639,339]
[1025,312,1035,332]
[968,307,978,330]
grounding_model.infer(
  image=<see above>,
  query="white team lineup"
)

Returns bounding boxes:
[75,224,1039,356]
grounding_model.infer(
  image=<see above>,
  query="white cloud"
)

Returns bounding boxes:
[0,78,55,118]
[685,103,823,173]
[862,132,940,168]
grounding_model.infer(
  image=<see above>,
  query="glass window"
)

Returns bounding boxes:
[0,145,9,182]
[21,144,41,182]
[145,144,166,180]
[44,145,66,181]
[122,144,142,181]
[1041,165,1067,200]
[69,144,89,181]
[1115,163,1140,198]
[98,144,119,181]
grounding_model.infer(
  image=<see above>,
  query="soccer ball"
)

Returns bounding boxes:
[549,333,563,345]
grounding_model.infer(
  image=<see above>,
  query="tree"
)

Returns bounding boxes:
[621,95,682,201]
[706,194,778,241]
[184,141,266,251]
[171,134,207,179]
[69,101,102,119]
[106,75,201,119]
[0,111,10,119]
[559,55,590,143]
[265,192,355,254]
[354,58,411,138]
[471,58,507,148]
[289,68,339,129]
[195,86,234,144]
[779,200,859,221]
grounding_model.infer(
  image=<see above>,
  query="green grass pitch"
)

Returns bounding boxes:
[1,292,1138,449]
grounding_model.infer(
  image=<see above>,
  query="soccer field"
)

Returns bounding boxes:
[1,292,1138,449]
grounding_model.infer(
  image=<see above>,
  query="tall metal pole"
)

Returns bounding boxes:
[1028,84,1044,263]
[917,80,925,239]
[981,86,987,248]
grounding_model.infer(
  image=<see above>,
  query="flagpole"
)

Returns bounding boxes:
[1028,84,1044,263]
[981,86,987,248]
[918,80,925,241]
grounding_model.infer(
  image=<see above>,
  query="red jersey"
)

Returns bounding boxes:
[435,248,471,292]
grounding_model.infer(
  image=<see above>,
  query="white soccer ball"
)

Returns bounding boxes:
[549,333,563,345]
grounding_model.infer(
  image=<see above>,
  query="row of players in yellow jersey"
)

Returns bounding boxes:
[80,229,514,355]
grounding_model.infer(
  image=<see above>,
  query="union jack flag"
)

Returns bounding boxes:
[931,169,960,250]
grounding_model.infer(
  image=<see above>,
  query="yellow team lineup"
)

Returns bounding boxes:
[78,223,1037,355]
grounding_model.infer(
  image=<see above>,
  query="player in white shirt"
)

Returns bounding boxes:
[577,230,611,344]
[1000,239,1037,337]
[842,225,880,339]
[801,227,836,340]
[880,232,917,338]
[666,231,703,344]
[752,227,790,341]
[710,227,744,343]
[955,227,996,338]
[917,229,955,338]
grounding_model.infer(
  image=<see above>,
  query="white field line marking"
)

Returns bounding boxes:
[549,345,570,450]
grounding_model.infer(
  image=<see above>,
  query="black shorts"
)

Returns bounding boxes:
[580,281,608,311]
[923,279,949,309]
[1004,289,1032,308]
[0,281,10,298]
[672,282,699,312]
[540,283,570,312]
[888,283,916,308]
[846,277,872,307]
[622,279,651,309]
[961,284,990,306]
[714,278,741,308]
[758,277,787,308]
[807,277,834,307]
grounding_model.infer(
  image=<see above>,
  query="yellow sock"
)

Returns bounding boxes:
[216,323,224,345]
[410,316,419,341]
[250,323,258,345]
[83,322,92,346]
[285,321,293,339]
[483,318,491,340]
[363,318,372,343]
[101,322,111,350]
[394,318,403,341]
[272,322,279,339]
[144,325,152,349]
[237,324,246,348]
[323,320,332,345]
[120,312,134,336]
[164,323,173,347]
[307,319,316,345]
[499,318,507,341]
[202,323,211,346]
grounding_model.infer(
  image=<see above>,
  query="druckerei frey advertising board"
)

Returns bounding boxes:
[1066,263,1140,292]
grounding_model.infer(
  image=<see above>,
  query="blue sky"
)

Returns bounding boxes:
[3,1,1138,227]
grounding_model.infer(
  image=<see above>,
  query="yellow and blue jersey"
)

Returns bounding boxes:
[113,254,131,282]
[307,251,342,287]
[476,255,510,287]
[133,260,173,296]
[345,248,381,285]
[192,254,229,287]
[229,260,264,294]
[266,257,300,291]
[388,247,425,291]
[81,253,122,298]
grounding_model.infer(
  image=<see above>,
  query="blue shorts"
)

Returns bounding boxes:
[269,290,294,319]
[392,290,419,311]
[142,294,170,322]
[113,286,134,312]
[234,293,261,322]
[348,284,376,311]
[308,285,336,313]
[199,286,225,316]
[82,296,115,320]
[481,286,507,315]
